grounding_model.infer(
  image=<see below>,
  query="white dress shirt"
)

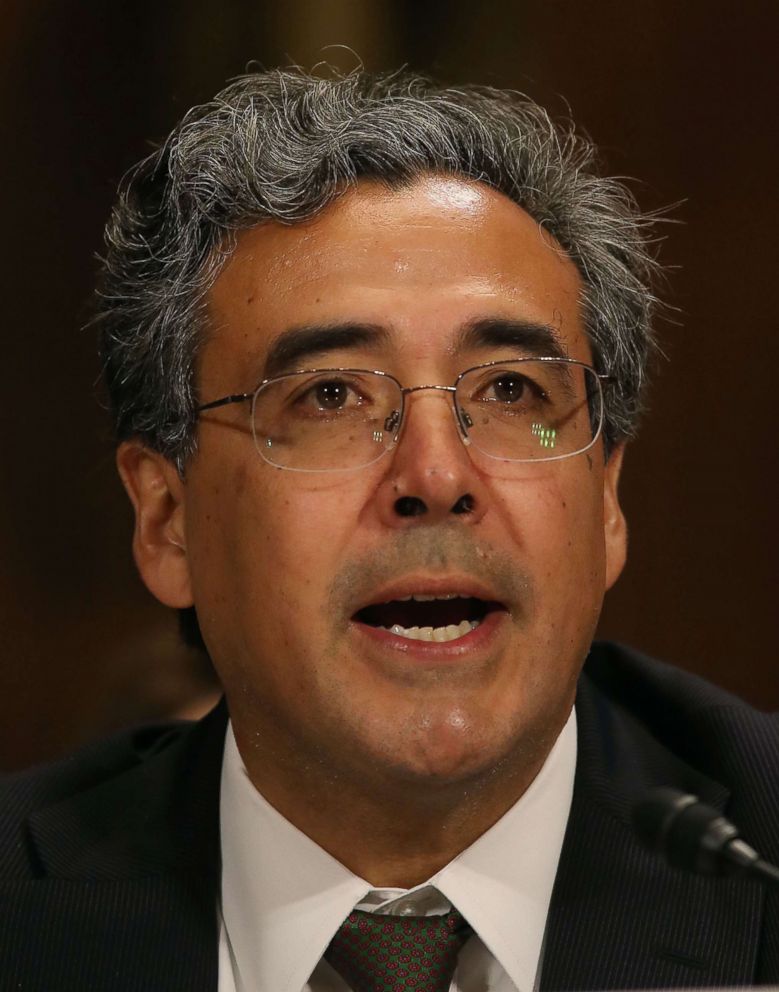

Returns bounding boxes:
[218,710,576,992]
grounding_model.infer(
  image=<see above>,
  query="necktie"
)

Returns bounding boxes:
[324,907,473,992]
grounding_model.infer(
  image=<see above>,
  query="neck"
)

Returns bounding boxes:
[230,707,558,887]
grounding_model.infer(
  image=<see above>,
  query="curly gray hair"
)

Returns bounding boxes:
[95,68,662,469]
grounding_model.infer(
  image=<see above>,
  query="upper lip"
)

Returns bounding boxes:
[351,575,508,614]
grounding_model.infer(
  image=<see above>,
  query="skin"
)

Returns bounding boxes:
[118,175,627,886]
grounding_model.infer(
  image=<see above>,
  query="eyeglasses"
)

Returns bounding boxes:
[197,358,609,473]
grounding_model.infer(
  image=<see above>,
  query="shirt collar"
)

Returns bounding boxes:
[220,710,576,992]
[219,729,369,992]
[432,710,576,990]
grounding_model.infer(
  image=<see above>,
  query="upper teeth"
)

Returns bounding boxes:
[396,593,460,602]
[384,619,479,642]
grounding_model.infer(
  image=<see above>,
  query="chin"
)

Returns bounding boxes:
[373,707,542,789]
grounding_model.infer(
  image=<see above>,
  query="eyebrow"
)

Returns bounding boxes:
[262,322,391,379]
[260,315,569,380]
[454,317,569,360]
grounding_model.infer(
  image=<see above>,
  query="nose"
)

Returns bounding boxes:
[375,388,488,528]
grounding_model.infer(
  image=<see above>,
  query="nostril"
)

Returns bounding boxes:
[452,494,475,515]
[395,496,427,517]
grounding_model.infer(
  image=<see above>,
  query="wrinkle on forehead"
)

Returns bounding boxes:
[221,178,578,303]
[204,176,588,390]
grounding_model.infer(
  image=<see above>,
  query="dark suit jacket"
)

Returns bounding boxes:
[2,642,778,991]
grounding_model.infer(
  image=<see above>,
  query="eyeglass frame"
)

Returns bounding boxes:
[196,356,614,472]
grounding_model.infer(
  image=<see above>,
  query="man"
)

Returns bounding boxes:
[1,69,777,991]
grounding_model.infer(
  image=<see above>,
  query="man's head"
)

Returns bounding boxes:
[99,69,659,466]
[101,69,658,814]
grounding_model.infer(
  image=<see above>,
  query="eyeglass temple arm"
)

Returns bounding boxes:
[197,393,253,414]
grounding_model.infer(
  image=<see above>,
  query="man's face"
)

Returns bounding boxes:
[174,176,626,791]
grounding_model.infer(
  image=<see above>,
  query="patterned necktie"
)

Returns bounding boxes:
[324,907,473,992]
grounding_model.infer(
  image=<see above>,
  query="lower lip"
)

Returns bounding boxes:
[351,609,507,661]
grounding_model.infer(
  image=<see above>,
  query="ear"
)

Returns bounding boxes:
[603,443,628,591]
[116,441,194,608]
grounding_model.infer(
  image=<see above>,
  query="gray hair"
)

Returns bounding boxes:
[96,68,662,468]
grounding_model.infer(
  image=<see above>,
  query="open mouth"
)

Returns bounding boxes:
[353,594,504,643]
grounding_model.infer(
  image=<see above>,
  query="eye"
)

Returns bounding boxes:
[310,379,352,410]
[488,373,528,403]
[479,371,544,404]
[291,375,368,416]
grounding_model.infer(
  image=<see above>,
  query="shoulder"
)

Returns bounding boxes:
[0,711,218,878]
[583,641,778,765]
[583,641,778,736]
[580,641,779,850]
[1,719,191,805]
[0,715,189,802]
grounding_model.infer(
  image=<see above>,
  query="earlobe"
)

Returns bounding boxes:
[116,441,194,608]
[603,443,628,591]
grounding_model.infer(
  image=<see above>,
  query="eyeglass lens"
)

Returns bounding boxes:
[250,361,602,472]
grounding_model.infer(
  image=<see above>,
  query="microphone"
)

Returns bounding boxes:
[632,787,779,887]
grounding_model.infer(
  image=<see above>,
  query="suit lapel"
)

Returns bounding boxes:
[540,674,764,989]
[4,700,229,991]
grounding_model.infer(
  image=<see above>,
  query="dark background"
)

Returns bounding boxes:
[2,0,777,771]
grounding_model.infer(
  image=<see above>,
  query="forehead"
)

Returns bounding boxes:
[203,176,587,386]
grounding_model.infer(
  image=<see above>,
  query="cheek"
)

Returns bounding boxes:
[491,464,603,545]
[489,467,606,613]
[262,483,361,575]
[183,463,265,645]
[194,461,369,627]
